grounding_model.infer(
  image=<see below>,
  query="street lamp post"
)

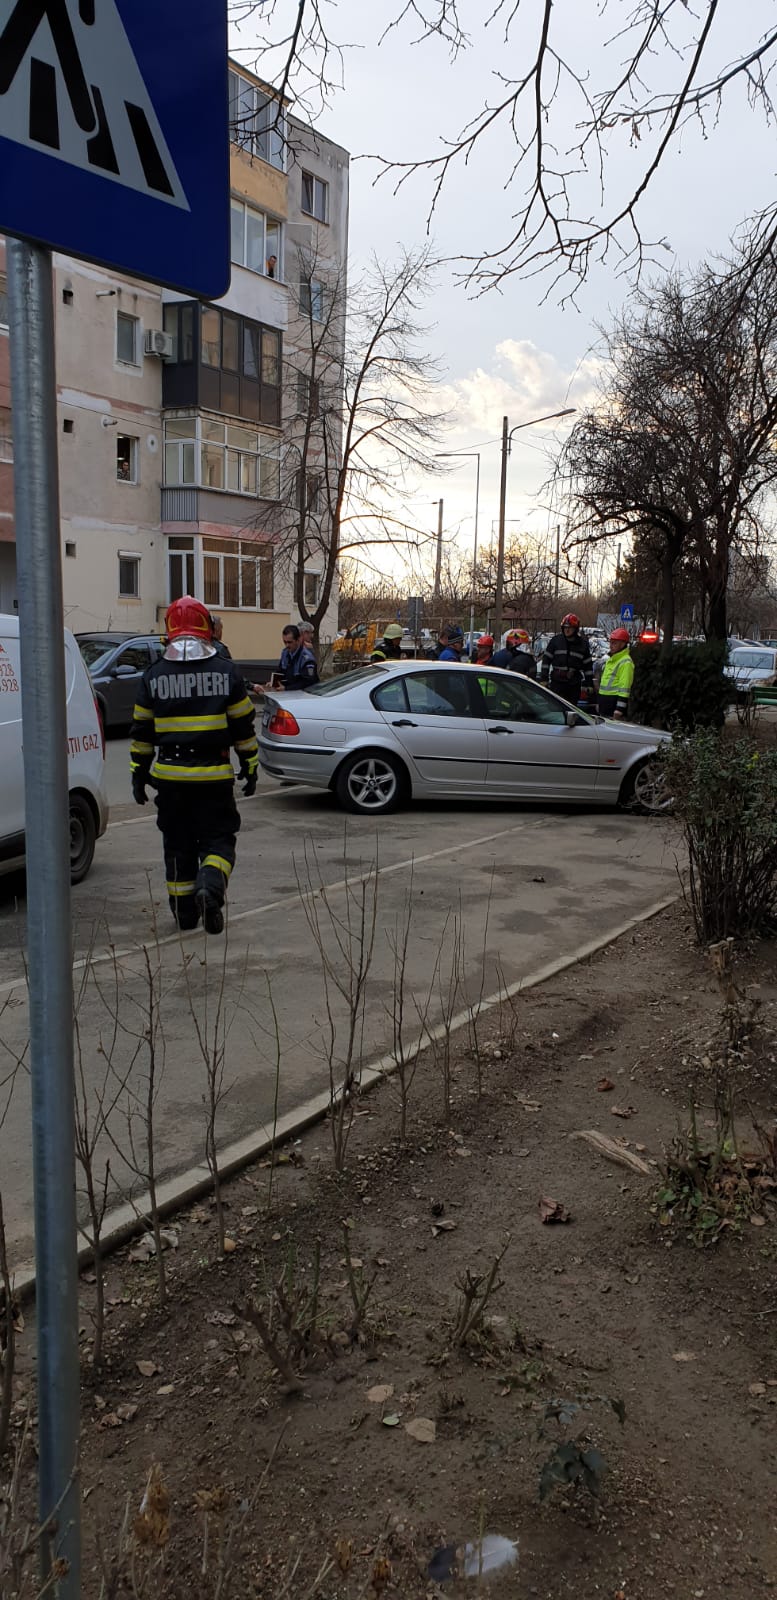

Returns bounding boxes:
[435,450,481,644]
[493,408,576,641]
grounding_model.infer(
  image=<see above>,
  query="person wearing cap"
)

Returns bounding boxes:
[540,614,594,706]
[597,629,634,719]
[298,620,316,657]
[492,628,537,678]
[379,622,404,661]
[471,634,495,667]
[437,624,466,662]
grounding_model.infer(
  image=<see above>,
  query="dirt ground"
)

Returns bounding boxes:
[5,902,777,1599]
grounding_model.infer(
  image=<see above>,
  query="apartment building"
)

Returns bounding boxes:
[0,64,349,665]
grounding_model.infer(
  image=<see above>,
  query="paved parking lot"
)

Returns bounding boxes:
[0,766,680,1257]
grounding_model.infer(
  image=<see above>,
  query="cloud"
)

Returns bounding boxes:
[439,338,606,439]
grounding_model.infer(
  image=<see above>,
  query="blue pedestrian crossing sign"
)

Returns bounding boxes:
[0,0,229,297]
[620,603,634,622]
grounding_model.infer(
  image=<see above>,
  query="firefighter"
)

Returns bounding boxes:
[129,597,258,936]
[491,628,537,678]
[540,614,594,706]
[597,628,635,719]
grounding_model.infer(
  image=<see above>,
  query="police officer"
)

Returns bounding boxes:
[597,628,634,719]
[540,614,594,706]
[129,597,258,935]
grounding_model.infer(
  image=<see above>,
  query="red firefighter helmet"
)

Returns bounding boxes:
[609,627,630,646]
[165,596,213,641]
[507,628,531,647]
[561,613,580,629]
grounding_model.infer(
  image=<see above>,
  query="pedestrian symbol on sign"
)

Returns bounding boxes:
[0,0,188,207]
[620,603,634,622]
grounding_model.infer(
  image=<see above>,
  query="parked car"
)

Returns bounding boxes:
[258,660,671,817]
[724,646,777,702]
[77,632,165,730]
[1,615,109,882]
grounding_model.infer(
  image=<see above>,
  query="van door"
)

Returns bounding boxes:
[0,631,24,846]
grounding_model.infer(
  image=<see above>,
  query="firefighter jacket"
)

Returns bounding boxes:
[129,657,259,786]
[598,648,635,712]
[540,631,594,689]
[491,646,537,678]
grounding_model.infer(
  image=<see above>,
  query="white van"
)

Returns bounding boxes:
[0,615,109,883]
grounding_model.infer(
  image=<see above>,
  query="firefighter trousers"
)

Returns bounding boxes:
[155,783,241,929]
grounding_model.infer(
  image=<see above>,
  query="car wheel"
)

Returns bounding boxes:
[619,757,673,815]
[334,751,405,815]
[69,794,97,883]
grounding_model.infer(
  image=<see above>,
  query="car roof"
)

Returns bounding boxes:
[76,632,160,645]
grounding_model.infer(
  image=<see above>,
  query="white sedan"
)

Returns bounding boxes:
[257,661,671,817]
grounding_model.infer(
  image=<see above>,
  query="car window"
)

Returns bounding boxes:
[306,666,387,695]
[475,673,567,725]
[78,641,113,671]
[730,650,775,670]
[116,644,151,671]
[372,679,409,713]
[404,670,474,717]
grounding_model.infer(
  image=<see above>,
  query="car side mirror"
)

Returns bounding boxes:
[565,709,586,727]
[111,663,138,678]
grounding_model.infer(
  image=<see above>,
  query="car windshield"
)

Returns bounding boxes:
[730,651,775,670]
[305,666,388,696]
[78,640,114,671]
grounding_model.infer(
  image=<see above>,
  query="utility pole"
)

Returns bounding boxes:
[494,416,509,640]
[432,498,443,615]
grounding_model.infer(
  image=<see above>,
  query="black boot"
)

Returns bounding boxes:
[196,888,224,935]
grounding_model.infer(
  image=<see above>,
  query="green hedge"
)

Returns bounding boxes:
[630,641,729,731]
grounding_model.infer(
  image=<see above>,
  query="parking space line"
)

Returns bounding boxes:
[0,819,535,997]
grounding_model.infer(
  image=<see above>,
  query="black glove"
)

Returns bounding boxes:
[241,772,257,798]
[132,774,148,805]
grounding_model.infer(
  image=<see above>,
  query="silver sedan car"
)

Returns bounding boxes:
[257,661,671,816]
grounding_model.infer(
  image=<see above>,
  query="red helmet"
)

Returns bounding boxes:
[561,613,580,629]
[165,596,213,641]
[507,628,531,647]
[477,634,494,648]
[610,627,630,645]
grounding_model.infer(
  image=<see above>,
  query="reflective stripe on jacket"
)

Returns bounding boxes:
[599,649,635,706]
[129,659,258,785]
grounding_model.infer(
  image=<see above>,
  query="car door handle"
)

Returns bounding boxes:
[391,719,418,727]
[488,725,513,735]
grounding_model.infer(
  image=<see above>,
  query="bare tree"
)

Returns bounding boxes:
[277,244,449,649]
[557,227,777,642]
[234,2,777,292]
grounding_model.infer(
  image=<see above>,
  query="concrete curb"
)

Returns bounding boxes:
[12,890,679,1300]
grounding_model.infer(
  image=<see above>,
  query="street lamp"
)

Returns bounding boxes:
[493,408,576,640]
[435,449,481,645]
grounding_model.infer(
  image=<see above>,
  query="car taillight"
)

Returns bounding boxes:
[268,707,300,737]
[94,695,106,758]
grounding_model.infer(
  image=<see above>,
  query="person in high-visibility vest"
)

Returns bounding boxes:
[597,628,635,719]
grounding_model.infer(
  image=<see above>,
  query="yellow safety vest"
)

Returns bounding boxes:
[599,649,635,700]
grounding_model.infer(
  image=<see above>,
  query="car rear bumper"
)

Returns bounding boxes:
[258,736,339,787]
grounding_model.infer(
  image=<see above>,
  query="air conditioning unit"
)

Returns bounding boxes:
[144,329,174,360]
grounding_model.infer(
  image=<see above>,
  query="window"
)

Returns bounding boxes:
[404,671,474,717]
[162,304,282,426]
[297,372,320,417]
[300,278,325,322]
[201,536,274,610]
[230,197,283,279]
[116,435,138,482]
[228,70,286,170]
[0,275,7,329]
[0,407,12,462]
[475,673,566,725]
[296,471,322,513]
[62,286,73,306]
[65,541,76,558]
[163,415,281,499]
[201,308,221,367]
[372,678,409,714]
[116,311,139,364]
[115,643,150,670]
[62,418,74,434]
[118,556,140,598]
[163,301,194,363]
[303,572,320,607]
[301,171,328,222]
[168,535,195,601]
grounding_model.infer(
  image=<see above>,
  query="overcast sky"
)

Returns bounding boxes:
[233,1,777,584]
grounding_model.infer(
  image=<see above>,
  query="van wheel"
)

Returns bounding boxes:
[69,795,96,883]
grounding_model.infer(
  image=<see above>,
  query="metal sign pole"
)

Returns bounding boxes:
[6,238,81,1598]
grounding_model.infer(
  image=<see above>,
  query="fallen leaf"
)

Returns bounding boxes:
[381,1413,401,1427]
[539,1195,572,1225]
[222,1238,237,1254]
[749,1381,767,1397]
[134,1464,170,1549]
[206,1310,237,1327]
[672,1351,696,1362]
[596,1077,615,1092]
[431,1220,458,1237]
[610,1105,636,1120]
[334,1537,353,1574]
[514,1095,541,1111]
[117,1403,139,1422]
[366,1384,394,1405]
[99,1412,122,1430]
[405,1417,436,1443]
[454,1147,472,1158]
[136,1360,160,1378]
[156,1384,175,1396]
[750,1213,767,1228]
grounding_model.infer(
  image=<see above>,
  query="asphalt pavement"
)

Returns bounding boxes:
[0,757,681,1259]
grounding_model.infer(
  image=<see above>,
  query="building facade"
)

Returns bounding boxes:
[0,66,349,666]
